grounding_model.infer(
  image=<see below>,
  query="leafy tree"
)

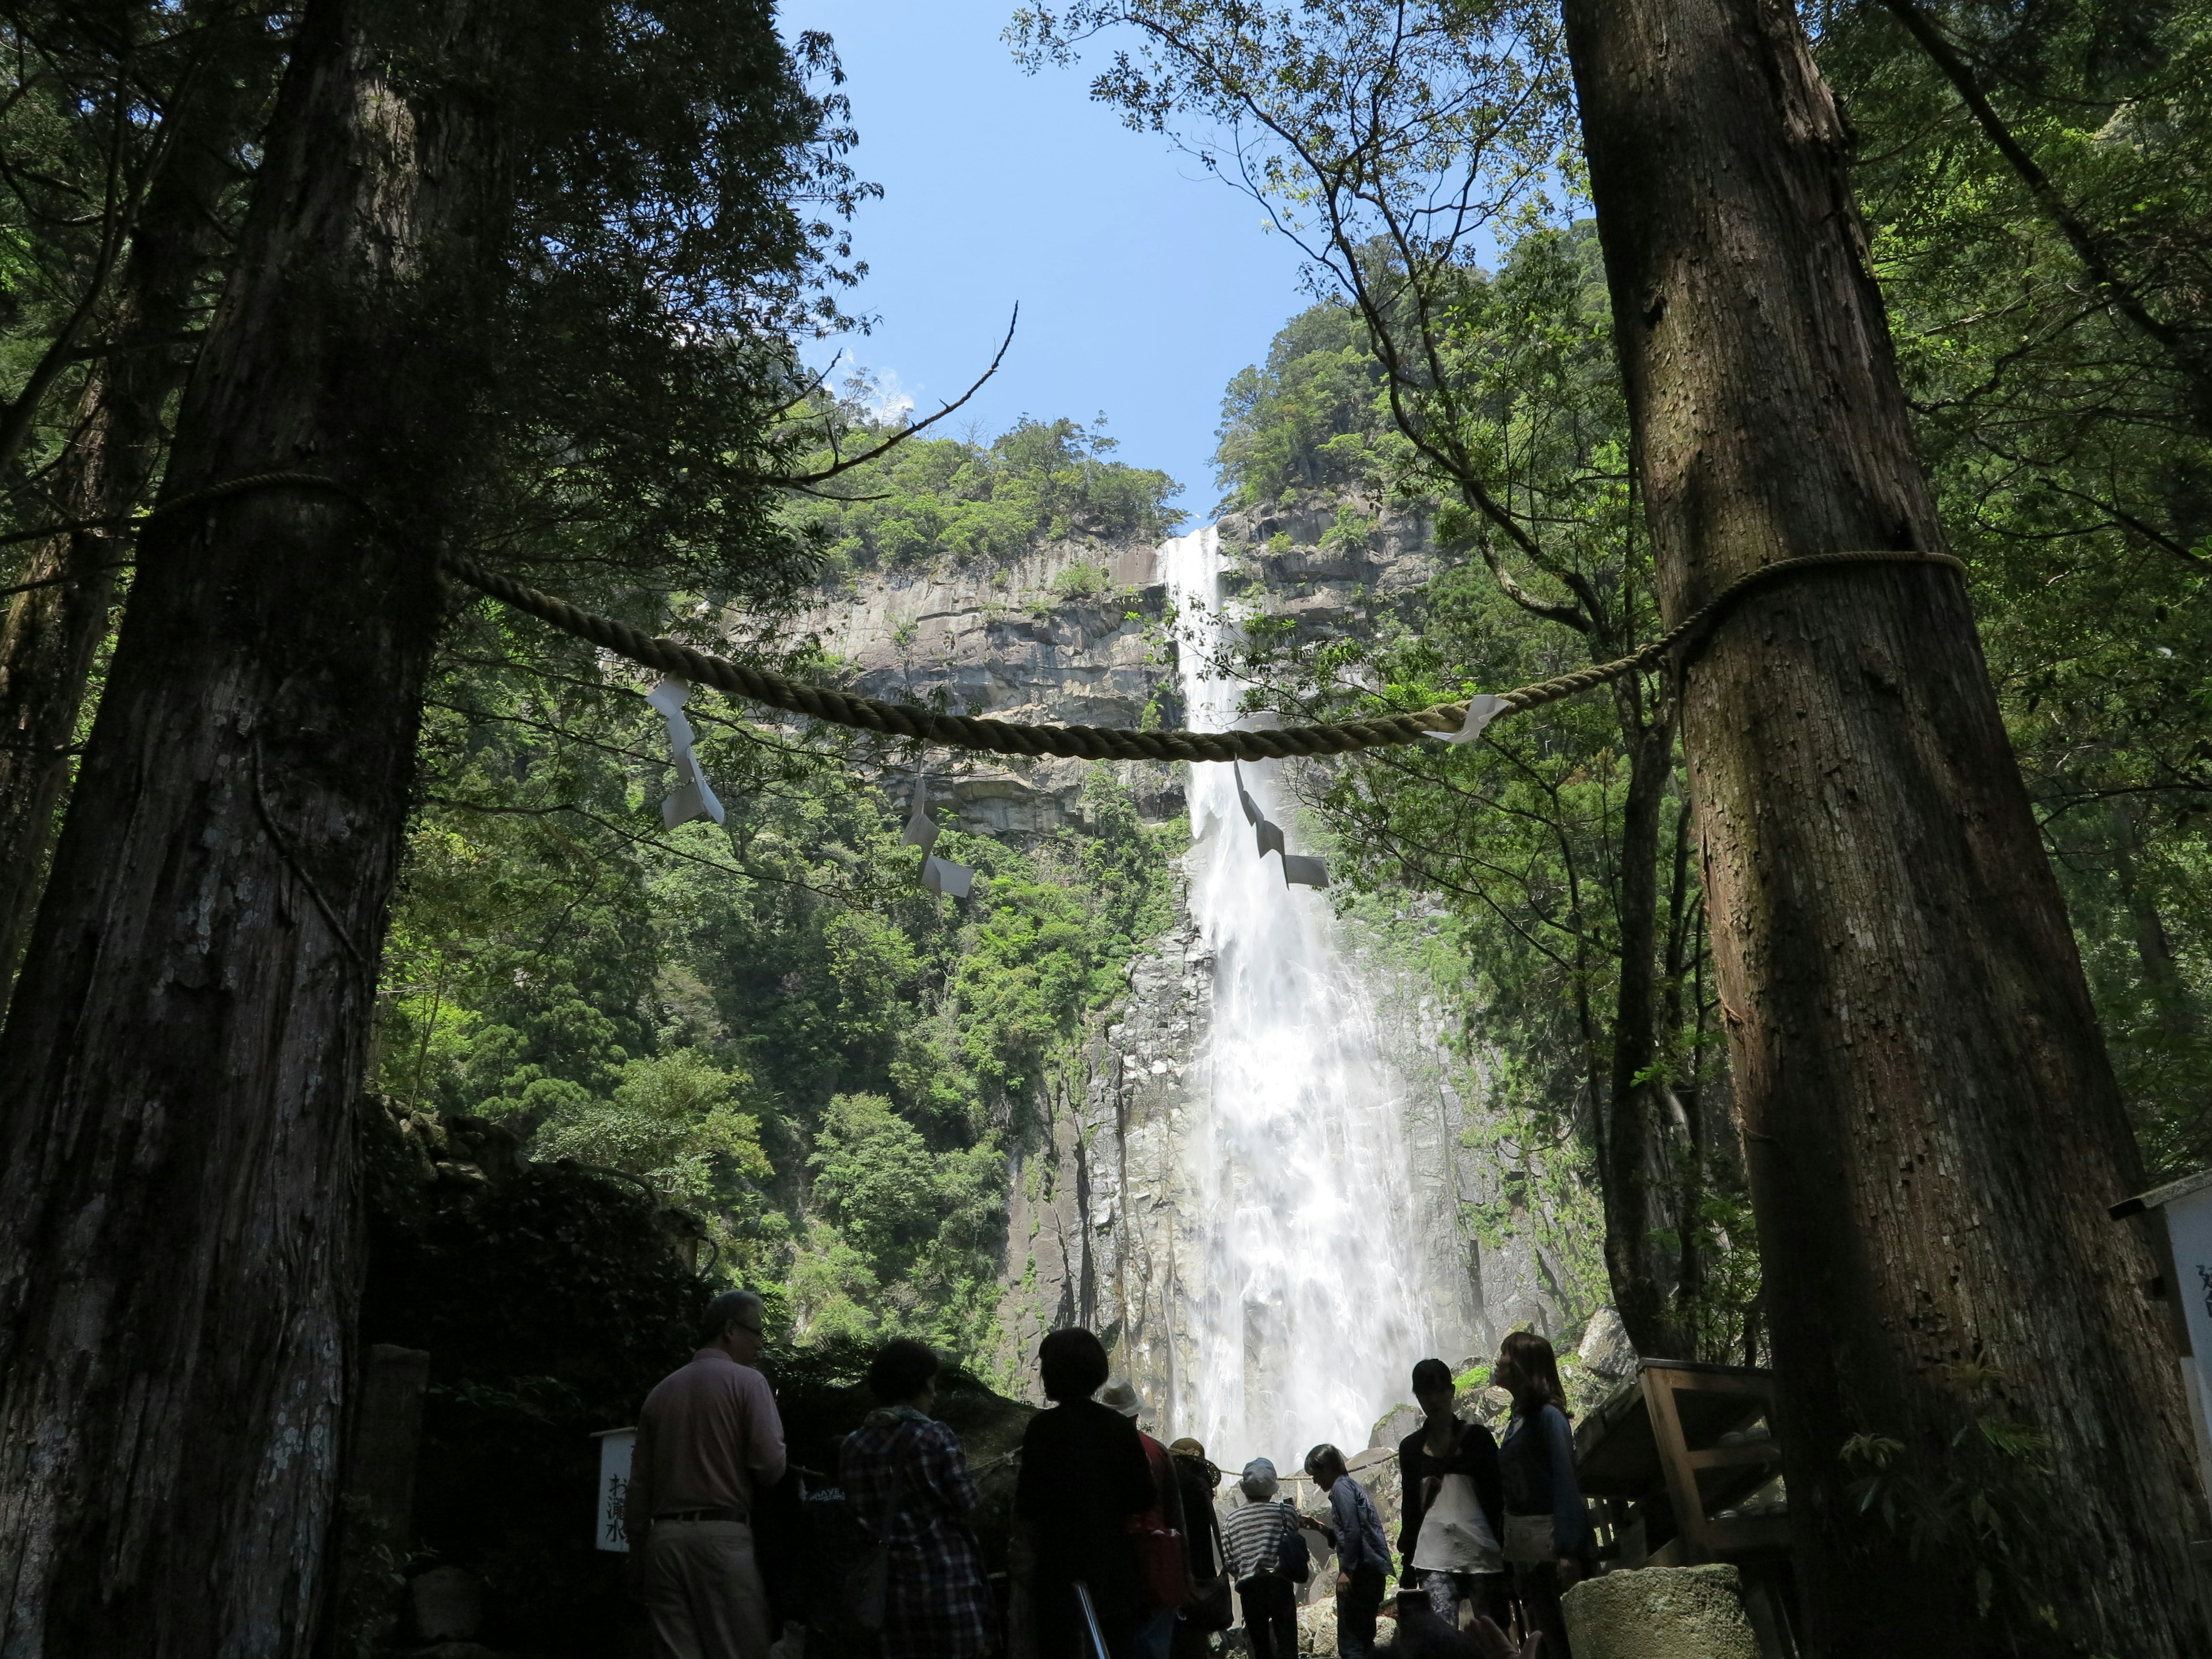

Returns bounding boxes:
[0,4,874,1651]
[1215,300,1390,505]
[789,412,1180,581]
[1820,0,2212,1173]
[1029,0,1728,1358]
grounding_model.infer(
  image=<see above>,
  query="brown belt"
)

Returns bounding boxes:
[654,1506,747,1525]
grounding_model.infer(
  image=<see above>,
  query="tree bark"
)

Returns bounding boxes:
[1603,701,1687,1358]
[0,1,513,1652]
[1559,0,2212,1650]
[0,12,274,992]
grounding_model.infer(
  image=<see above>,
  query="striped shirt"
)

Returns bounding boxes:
[1221,1496,1296,1583]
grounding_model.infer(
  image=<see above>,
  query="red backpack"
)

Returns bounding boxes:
[1127,1433,1191,1611]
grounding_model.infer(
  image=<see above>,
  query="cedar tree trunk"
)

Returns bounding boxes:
[1559,0,2212,1651]
[0,13,275,991]
[1604,699,1688,1358]
[0,1,514,1652]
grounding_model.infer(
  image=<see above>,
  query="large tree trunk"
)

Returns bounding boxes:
[0,1,512,1652]
[0,11,275,991]
[1559,0,2212,1651]
[1603,701,1688,1358]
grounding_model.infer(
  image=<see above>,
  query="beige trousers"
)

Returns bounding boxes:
[639,1518,772,1659]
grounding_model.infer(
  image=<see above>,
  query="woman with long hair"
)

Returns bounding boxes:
[1493,1330,1591,1657]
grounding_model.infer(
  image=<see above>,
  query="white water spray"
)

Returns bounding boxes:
[1160,524,1435,1469]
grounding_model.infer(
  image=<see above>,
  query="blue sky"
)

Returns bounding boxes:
[775,0,1313,522]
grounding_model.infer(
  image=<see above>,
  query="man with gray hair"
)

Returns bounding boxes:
[626,1289,787,1659]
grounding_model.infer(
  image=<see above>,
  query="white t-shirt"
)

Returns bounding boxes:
[1411,1471,1502,1575]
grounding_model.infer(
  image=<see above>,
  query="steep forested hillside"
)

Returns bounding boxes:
[376,415,1185,1364]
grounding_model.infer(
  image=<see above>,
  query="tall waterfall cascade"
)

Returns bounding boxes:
[1159,524,1450,1467]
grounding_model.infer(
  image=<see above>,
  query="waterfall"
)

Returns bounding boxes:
[1159,524,1436,1470]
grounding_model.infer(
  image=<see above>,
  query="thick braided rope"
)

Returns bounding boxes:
[12,469,1961,757]
[6,468,1963,755]
[1493,548,1967,717]
[438,546,1964,763]
[440,552,1443,761]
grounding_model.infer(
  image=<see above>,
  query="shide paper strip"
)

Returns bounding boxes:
[1234,760,1263,827]
[921,856,974,899]
[901,788,974,900]
[645,677,726,829]
[1422,692,1510,747]
[1231,759,1327,887]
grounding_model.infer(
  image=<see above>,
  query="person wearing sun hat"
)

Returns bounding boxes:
[1099,1381,1191,1659]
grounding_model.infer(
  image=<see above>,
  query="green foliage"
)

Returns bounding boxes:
[379,589,1183,1365]
[532,1049,771,1206]
[1840,1363,2061,1638]
[1215,300,1393,505]
[1218,234,1755,1361]
[786,414,1181,581]
[1820,0,2212,1174]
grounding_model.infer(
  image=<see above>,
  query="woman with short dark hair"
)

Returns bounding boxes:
[1495,1330,1590,1658]
[1304,1443,1391,1659]
[1016,1329,1155,1659]
[1396,1357,1506,1631]
[839,1339,993,1659]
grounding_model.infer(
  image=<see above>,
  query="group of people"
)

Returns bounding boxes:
[619,1291,1590,1659]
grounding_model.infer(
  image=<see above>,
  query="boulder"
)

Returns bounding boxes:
[1370,1402,1421,1449]
[1576,1307,1638,1381]
[1296,1596,1338,1655]
[1560,1566,1760,1659]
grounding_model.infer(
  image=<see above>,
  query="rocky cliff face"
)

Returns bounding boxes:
[793,537,1182,836]
[800,499,1574,1437]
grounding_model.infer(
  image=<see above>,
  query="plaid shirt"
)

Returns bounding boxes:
[839,1407,994,1659]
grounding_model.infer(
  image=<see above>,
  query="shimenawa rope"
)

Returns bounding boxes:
[434,547,1965,764]
[28,470,1964,763]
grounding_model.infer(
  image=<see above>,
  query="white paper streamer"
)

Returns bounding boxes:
[922,856,975,899]
[1235,761,1264,827]
[1233,760,1328,887]
[902,787,974,899]
[645,677,725,828]
[1422,692,1511,746]
[901,808,940,860]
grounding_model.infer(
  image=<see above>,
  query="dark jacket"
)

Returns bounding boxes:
[1396,1416,1503,1578]
[1500,1404,1591,1559]
[1171,1453,1222,1580]
[1016,1399,1157,1620]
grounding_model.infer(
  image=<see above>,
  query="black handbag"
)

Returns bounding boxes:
[843,1426,913,1634]
[1183,1573,1234,1633]
[1277,1502,1312,1585]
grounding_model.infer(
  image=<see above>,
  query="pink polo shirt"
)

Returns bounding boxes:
[624,1349,787,1540]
